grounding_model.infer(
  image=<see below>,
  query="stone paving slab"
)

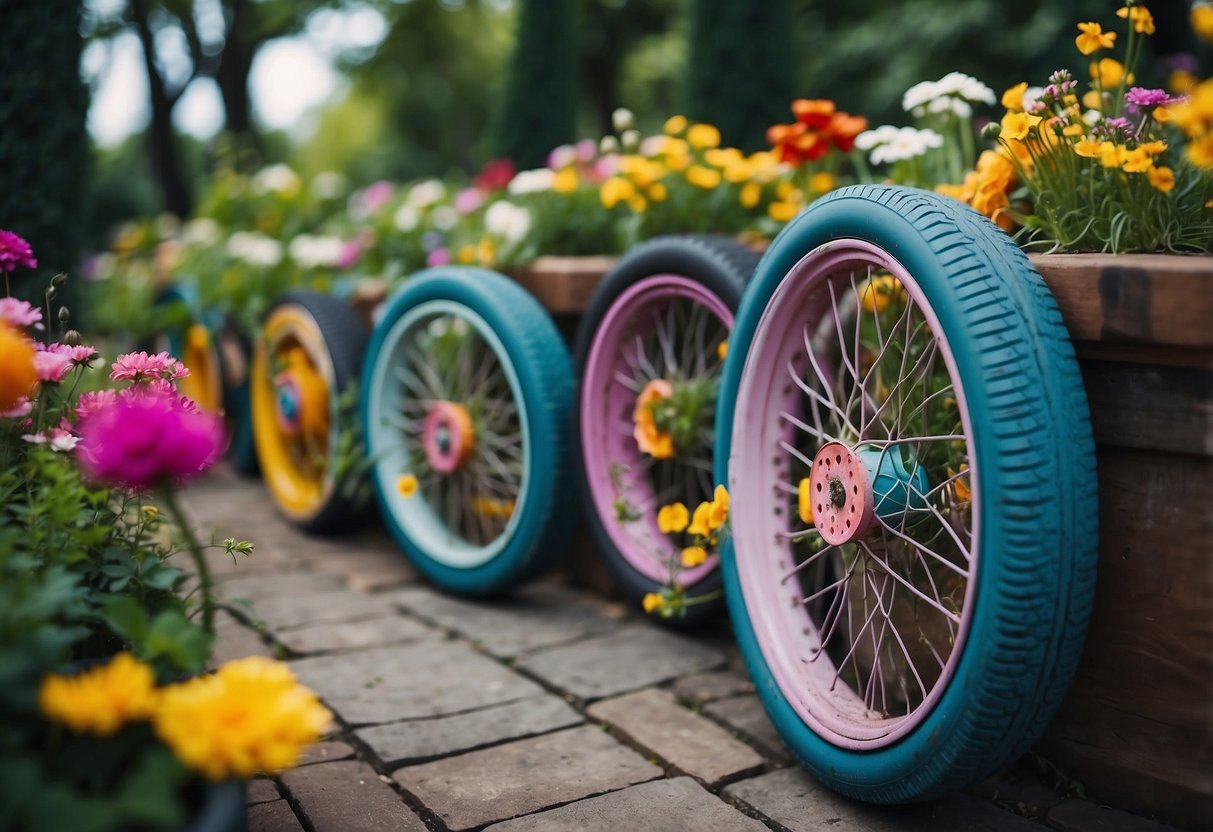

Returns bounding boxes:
[208,611,275,668]
[274,615,436,655]
[587,689,764,787]
[702,694,794,763]
[358,694,584,767]
[216,570,345,600]
[385,584,619,657]
[516,624,726,700]
[289,641,544,725]
[247,800,305,832]
[297,740,356,767]
[338,550,417,591]
[394,725,663,831]
[725,768,1043,832]
[484,776,771,831]
[672,671,755,706]
[1046,800,1179,832]
[280,760,426,832]
[246,778,280,805]
[244,589,400,631]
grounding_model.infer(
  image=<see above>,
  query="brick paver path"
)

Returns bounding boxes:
[186,467,1178,832]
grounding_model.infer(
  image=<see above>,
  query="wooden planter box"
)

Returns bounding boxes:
[513,251,1213,829]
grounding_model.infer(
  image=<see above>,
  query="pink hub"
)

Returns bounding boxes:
[809,441,875,546]
[423,401,475,474]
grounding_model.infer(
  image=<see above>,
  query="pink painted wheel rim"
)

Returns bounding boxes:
[581,274,733,586]
[729,239,979,749]
[423,401,474,474]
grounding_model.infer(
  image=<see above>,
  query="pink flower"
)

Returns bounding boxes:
[75,389,118,422]
[426,248,452,267]
[338,238,364,270]
[0,398,33,419]
[454,188,484,215]
[1125,87,1182,109]
[110,351,189,383]
[39,341,99,365]
[129,378,199,413]
[0,298,42,330]
[34,350,73,383]
[22,427,79,452]
[0,230,37,273]
[76,389,226,490]
[575,139,597,164]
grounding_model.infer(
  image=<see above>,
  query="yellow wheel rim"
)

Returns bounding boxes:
[178,324,224,414]
[252,306,336,521]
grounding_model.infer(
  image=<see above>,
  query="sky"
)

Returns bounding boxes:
[82,5,389,146]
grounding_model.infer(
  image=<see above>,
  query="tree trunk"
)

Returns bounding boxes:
[216,0,261,156]
[130,0,192,218]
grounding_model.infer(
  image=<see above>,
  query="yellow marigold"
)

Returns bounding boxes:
[397,473,418,498]
[1167,79,1213,137]
[155,657,332,781]
[687,501,712,537]
[1116,4,1155,34]
[665,152,692,173]
[1138,140,1167,156]
[722,160,754,184]
[1075,21,1116,55]
[1099,141,1127,168]
[1090,58,1132,89]
[686,164,722,189]
[1062,122,1085,137]
[1193,3,1213,42]
[1147,165,1175,193]
[810,172,836,194]
[633,379,674,459]
[707,484,729,530]
[859,274,901,313]
[797,477,814,524]
[1120,147,1154,173]
[648,182,669,202]
[0,323,37,411]
[687,123,722,149]
[40,653,158,737]
[477,237,496,266]
[681,546,708,568]
[552,167,579,194]
[1002,82,1028,111]
[747,151,782,183]
[705,147,742,167]
[768,200,800,222]
[628,194,648,213]
[740,181,761,209]
[657,502,690,534]
[1000,111,1043,141]
[1188,135,1213,168]
[717,340,728,360]
[601,176,636,209]
[1073,137,1102,158]
[642,592,663,614]
[457,244,476,264]
[663,114,689,135]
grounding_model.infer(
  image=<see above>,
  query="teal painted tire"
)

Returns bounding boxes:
[715,185,1098,802]
[360,268,576,595]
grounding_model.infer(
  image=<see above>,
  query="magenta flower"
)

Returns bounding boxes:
[0,230,37,273]
[1,398,32,419]
[76,389,225,490]
[0,298,43,330]
[75,389,118,422]
[1125,87,1181,109]
[40,341,99,365]
[454,188,484,215]
[34,350,73,383]
[110,351,189,383]
[337,238,364,270]
[426,248,452,267]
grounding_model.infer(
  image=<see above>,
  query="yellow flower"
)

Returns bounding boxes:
[809,172,836,194]
[722,159,753,184]
[1169,69,1197,95]
[707,484,729,530]
[39,653,157,737]
[665,152,691,173]
[477,237,496,266]
[1138,140,1167,156]
[600,176,636,209]
[859,274,902,313]
[628,194,648,213]
[1000,111,1043,141]
[1120,147,1154,173]
[1002,82,1028,111]
[687,123,722,149]
[657,502,690,534]
[1189,135,1213,168]
[716,340,728,360]
[1116,4,1155,34]
[397,473,418,499]
[681,546,708,568]
[1073,137,1102,158]
[1099,141,1127,168]
[687,501,712,537]
[948,464,972,502]
[663,114,688,135]
[1090,58,1131,89]
[740,181,761,208]
[642,592,663,614]
[633,379,675,459]
[1062,123,1085,137]
[797,477,814,524]
[686,165,722,189]
[142,505,160,518]
[552,167,579,194]
[648,182,668,202]
[0,323,37,411]
[155,657,332,781]
[1147,165,1175,192]
[768,200,799,222]
[1193,3,1213,42]
[1075,21,1116,55]
[1083,89,1105,111]
[705,147,742,168]
[457,244,475,264]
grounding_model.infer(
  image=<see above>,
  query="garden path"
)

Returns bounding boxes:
[184,466,1179,832]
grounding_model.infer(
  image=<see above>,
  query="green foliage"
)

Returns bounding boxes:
[489,0,579,168]
[0,0,90,302]
[682,0,795,151]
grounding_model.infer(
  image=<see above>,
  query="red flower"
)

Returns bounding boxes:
[474,158,517,193]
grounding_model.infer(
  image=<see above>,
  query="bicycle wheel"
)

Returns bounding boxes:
[574,235,758,623]
[716,185,1098,802]
[361,268,575,595]
[251,292,368,532]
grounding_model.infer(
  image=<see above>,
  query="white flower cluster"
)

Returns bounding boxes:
[288,234,344,269]
[508,169,556,195]
[227,231,284,267]
[252,164,302,196]
[483,200,532,244]
[181,217,221,248]
[395,180,449,231]
[903,72,995,118]
[856,126,944,164]
[310,171,347,200]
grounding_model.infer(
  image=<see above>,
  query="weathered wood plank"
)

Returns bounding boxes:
[1079,360,1213,456]
[509,255,617,314]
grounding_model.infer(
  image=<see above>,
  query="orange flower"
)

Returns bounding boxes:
[792,98,836,129]
[633,379,675,459]
[1116,4,1155,34]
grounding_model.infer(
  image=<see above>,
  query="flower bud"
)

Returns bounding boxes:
[58,306,70,324]
[981,121,1003,141]
[51,272,67,287]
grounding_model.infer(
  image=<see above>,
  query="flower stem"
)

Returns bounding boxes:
[159,487,215,633]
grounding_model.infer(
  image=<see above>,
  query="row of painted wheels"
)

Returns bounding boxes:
[170,187,1098,805]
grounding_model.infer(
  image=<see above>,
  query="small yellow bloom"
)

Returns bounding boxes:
[457,244,476,264]
[1193,3,1213,42]
[686,165,722,189]
[1188,135,1213,169]
[627,194,648,213]
[552,167,579,194]
[397,473,418,498]
[1075,21,1115,54]
[1083,89,1105,111]
[1000,111,1043,141]
[768,200,799,222]
[600,176,636,209]
[740,181,761,208]
[681,546,708,568]
[647,182,668,202]
[1062,123,1085,137]
[1002,82,1028,111]
[663,114,688,135]
[1090,58,1131,90]
[1138,140,1167,156]
[705,147,742,167]
[716,340,728,361]
[1073,137,1102,158]
[142,504,160,518]
[633,379,675,459]
[1147,165,1175,193]
[665,152,691,172]
[1169,70,1197,96]
[687,501,712,537]
[1116,4,1155,34]
[707,484,729,530]
[1099,141,1127,169]
[948,464,972,503]
[722,160,753,183]
[859,274,901,313]
[477,237,496,266]
[642,592,663,614]
[657,502,690,534]
[797,477,814,524]
[809,172,836,194]
[39,653,157,737]
[687,123,722,149]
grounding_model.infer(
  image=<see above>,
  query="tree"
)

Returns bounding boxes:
[0,0,91,302]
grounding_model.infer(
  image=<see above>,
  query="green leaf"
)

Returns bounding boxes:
[111,745,191,828]
[145,610,213,673]
[101,595,148,645]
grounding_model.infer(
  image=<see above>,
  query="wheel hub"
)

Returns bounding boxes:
[274,375,302,436]
[423,401,475,473]
[809,442,876,545]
